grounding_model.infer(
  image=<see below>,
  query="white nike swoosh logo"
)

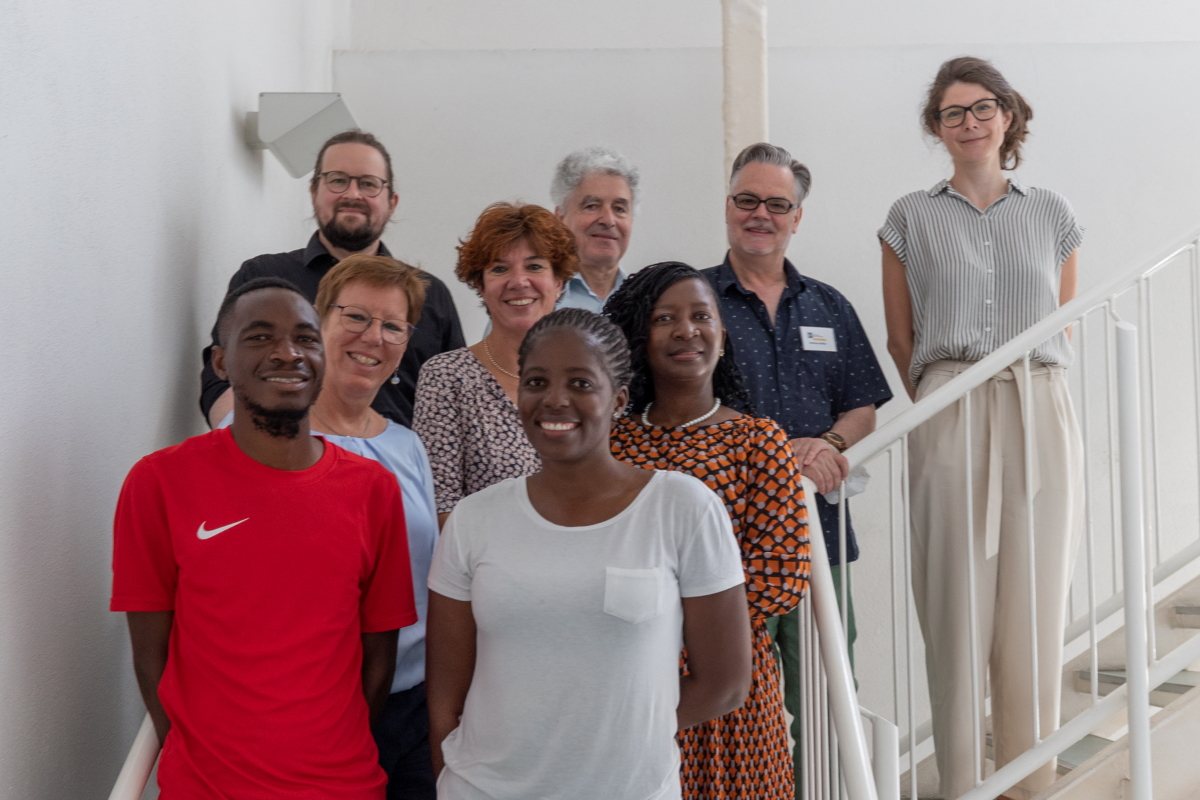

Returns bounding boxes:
[197,518,249,540]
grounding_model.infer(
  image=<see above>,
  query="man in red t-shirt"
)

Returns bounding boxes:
[112,278,417,799]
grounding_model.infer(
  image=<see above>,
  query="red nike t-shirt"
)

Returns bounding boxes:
[111,428,417,799]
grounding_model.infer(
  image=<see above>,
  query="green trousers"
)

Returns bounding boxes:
[765,565,856,799]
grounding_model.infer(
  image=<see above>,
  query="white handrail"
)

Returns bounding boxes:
[845,226,1200,469]
[954,626,1200,800]
[801,476,880,800]
[107,714,159,800]
[830,227,1200,799]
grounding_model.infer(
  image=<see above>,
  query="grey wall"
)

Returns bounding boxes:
[3,0,1199,794]
[339,0,1200,734]
[0,2,349,796]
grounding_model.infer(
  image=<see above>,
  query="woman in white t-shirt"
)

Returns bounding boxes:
[426,308,752,800]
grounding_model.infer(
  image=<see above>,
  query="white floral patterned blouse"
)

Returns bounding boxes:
[412,347,541,515]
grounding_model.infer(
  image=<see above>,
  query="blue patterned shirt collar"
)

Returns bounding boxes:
[710,254,808,297]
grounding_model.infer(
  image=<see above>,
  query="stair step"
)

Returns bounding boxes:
[1174,605,1200,629]
[1056,733,1113,774]
[1075,669,1200,706]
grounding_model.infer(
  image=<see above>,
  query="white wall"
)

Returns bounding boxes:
[334,48,727,342]
[340,0,1200,734]
[5,1,1200,795]
[0,2,349,796]
[341,2,1200,387]
[771,40,1200,414]
[349,0,1199,50]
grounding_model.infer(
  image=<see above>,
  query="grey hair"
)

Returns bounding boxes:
[549,147,640,211]
[729,142,812,205]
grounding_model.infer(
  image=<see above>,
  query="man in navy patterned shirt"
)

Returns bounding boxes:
[703,143,892,795]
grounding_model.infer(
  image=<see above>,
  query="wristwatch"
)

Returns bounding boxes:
[819,431,848,453]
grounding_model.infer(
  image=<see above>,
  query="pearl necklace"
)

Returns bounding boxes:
[642,398,722,428]
[482,336,519,379]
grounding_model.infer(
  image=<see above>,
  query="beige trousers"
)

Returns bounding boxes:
[909,360,1084,800]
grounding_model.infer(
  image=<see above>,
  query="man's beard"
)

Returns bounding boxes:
[235,388,320,440]
[320,203,385,252]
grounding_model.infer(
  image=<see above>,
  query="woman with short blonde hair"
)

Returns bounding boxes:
[311,253,440,800]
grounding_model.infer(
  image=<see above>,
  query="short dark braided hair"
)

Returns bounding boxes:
[602,262,756,416]
[214,276,309,346]
[518,307,632,391]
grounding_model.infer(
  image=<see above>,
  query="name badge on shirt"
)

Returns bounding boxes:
[801,326,837,352]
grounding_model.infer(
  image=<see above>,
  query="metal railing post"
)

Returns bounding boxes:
[963,392,983,786]
[1115,320,1154,800]
[1078,314,1100,704]
[1021,353,1043,744]
[901,436,917,800]
[860,708,900,800]
[800,477,879,800]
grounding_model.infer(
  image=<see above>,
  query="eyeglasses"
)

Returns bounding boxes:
[332,305,415,344]
[318,171,390,198]
[937,98,1002,128]
[730,192,797,215]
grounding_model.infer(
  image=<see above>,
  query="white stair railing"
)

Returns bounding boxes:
[108,479,891,800]
[829,226,1200,800]
[108,714,157,800]
[797,475,896,800]
[110,231,1200,799]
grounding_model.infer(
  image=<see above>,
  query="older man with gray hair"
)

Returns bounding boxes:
[703,141,893,799]
[550,147,639,311]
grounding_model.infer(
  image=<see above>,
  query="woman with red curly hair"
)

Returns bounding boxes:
[413,202,578,526]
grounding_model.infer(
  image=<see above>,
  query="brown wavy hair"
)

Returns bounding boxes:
[455,202,578,291]
[921,56,1033,171]
[314,254,428,327]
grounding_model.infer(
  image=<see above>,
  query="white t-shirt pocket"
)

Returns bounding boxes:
[603,566,667,624]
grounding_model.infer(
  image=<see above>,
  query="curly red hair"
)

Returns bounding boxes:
[455,202,578,290]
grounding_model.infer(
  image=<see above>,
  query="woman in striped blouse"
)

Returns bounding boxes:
[879,57,1084,800]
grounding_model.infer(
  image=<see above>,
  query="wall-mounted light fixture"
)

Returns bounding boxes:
[245,93,359,178]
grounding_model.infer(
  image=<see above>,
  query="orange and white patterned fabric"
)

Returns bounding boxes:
[612,414,811,799]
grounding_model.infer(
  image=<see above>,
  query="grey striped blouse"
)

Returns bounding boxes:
[879,178,1083,387]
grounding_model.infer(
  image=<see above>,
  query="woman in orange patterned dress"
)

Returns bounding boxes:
[605,262,810,799]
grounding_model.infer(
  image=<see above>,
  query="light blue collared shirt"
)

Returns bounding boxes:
[557,269,627,314]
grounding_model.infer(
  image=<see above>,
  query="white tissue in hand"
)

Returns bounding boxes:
[822,465,870,505]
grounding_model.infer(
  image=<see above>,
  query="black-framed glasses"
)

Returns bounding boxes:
[937,98,1002,128]
[318,171,390,198]
[730,192,797,215]
[332,305,415,344]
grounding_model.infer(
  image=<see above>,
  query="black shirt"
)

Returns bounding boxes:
[200,233,466,427]
[702,255,893,564]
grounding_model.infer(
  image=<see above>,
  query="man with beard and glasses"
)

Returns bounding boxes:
[200,130,465,429]
[113,277,417,800]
